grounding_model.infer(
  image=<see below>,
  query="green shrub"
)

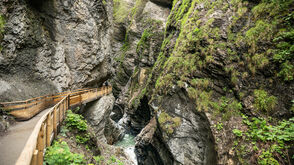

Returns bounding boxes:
[273,27,294,81]
[253,89,277,112]
[44,141,85,165]
[94,155,104,165]
[243,116,294,142]
[212,96,242,120]
[233,129,243,137]
[65,110,87,132]
[75,133,90,144]
[239,115,294,164]
[258,149,279,165]
[215,122,223,131]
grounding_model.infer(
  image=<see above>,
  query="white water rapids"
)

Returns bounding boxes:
[115,133,138,165]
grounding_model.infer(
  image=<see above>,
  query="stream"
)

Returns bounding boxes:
[115,133,137,165]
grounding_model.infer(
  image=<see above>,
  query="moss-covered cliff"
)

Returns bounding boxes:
[0,0,293,164]
[127,0,294,164]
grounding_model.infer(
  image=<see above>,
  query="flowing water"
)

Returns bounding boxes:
[115,133,137,165]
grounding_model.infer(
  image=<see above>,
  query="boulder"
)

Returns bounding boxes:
[84,94,124,144]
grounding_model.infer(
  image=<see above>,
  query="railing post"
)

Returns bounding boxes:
[25,101,28,109]
[62,99,65,120]
[46,114,52,146]
[58,101,64,125]
[31,150,38,165]
[67,95,70,110]
[53,107,57,138]
[37,123,45,165]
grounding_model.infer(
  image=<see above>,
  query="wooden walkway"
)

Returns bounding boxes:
[0,108,52,165]
[0,86,112,165]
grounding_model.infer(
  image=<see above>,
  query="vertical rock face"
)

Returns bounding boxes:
[110,0,171,133]
[0,0,113,101]
[130,0,294,164]
[155,90,216,165]
[135,90,217,165]
[110,0,217,164]
[84,94,123,144]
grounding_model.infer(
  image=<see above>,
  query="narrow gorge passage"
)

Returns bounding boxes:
[0,0,293,164]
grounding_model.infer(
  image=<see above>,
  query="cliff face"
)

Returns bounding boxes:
[129,0,294,164]
[0,0,293,164]
[0,0,112,102]
[110,0,170,133]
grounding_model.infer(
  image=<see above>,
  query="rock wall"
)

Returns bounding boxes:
[0,0,293,164]
[0,0,113,102]
[110,0,170,133]
[110,0,218,164]
[84,94,124,144]
[129,0,294,164]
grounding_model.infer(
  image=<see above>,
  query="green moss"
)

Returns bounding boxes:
[245,20,274,54]
[0,15,5,51]
[0,15,4,33]
[187,87,213,112]
[248,2,294,81]
[158,111,181,135]
[102,0,107,5]
[113,0,130,23]
[190,78,211,89]
[211,96,242,121]
[130,0,146,19]
[136,29,152,54]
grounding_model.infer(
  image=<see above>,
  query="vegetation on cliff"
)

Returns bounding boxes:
[128,0,294,164]
[44,110,125,165]
[0,15,5,51]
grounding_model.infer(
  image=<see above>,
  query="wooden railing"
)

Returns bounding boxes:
[0,87,111,120]
[0,86,112,165]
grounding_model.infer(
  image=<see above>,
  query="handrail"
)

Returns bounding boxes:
[0,88,92,105]
[13,86,112,165]
[0,88,106,120]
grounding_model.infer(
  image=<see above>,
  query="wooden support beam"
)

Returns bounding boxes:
[46,115,51,146]
[60,103,63,123]
[37,123,45,165]
[30,150,38,165]
[53,108,57,138]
